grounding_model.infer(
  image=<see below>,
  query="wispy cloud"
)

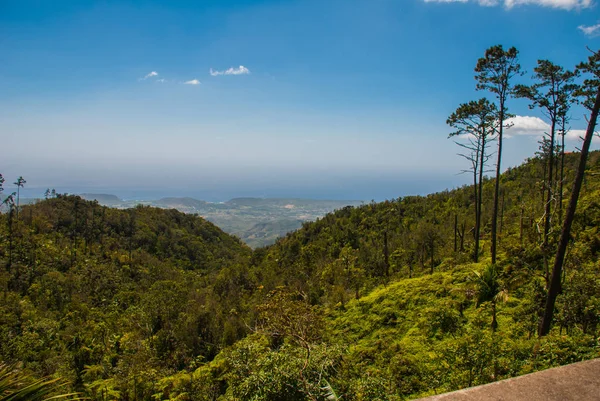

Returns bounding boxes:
[505,116,597,142]
[578,22,600,36]
[156,78,166,83]
[565,129,590,141]
[184,79,201,85]
[423,0,592,10]
[209,65,251,76]
[140,71,159,80]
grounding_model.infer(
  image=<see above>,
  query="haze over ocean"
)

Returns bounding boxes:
[2,0,598,201]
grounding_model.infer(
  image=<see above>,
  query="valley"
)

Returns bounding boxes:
[74,195,365,248]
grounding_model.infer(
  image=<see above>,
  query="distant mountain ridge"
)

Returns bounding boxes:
[79,193,122,204]
[44,194,364,248]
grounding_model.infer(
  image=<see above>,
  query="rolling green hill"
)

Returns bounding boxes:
[63,195,365,248]
[0,196,252,395]
[1,151,600,400]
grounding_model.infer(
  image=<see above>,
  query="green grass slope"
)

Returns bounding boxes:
[327,263,599,399]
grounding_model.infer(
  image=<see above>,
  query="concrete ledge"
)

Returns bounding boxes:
[418,358,600,401]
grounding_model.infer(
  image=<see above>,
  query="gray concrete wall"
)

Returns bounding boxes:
[418,358,600,401]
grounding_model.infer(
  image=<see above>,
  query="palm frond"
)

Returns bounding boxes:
[0,364,82,401]
[321,379,341,401]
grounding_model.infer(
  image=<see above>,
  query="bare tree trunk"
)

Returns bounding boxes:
[15,187,20,221]
[559,121,566,223]
[473,164,479,243]
[542,118,557,287]
[491,107,504,265]
[539,87,600,337]
[460,221,466,252]
[475,134,486,262]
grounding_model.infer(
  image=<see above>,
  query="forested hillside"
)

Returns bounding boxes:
[0,196,254,397]
[4,1,600,399]
[1,150,600,400]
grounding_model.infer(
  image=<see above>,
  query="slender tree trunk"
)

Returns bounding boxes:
[460,222,466,252]
[539,87,600,337]
[541,160,547,215]
[473,163,479,243]
[491,106,504,264]
[15,187,20,221]
[559,122,566,223]
[542,118,557,287]
[475,134,486,263]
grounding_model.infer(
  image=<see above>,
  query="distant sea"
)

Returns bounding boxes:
[17,174,468,203]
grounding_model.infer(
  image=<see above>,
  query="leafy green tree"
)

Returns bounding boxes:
[251,289,335,401]
[447,98,498,262]
[515,61,577,283]
[539,50,600,336]
[557,86,576,223]
[475,45,522,265]
[322,245,363,305]
[415,221,443,274]
[2,194,16,270]
[473,264,508,332]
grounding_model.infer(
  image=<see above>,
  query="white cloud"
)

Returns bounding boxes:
[156,78,166,83]
[565,129,588,140]
[210,65,251,76]
[578,22,600,36]
[141,71,158,80]
[184,79,201,85]
[505,116,598,143]
[504,0,592,9]
[424,0,592,9]
[505,115,549,137]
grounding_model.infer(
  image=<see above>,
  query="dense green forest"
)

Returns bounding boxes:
[1,47,600,400]
[1,150,599,400]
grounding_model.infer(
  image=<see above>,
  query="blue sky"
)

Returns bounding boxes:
[1,0,599,201]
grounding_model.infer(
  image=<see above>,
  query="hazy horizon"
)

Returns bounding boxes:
[2,0,599,203]
[6,150,559,203]
[14,171,466,203]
